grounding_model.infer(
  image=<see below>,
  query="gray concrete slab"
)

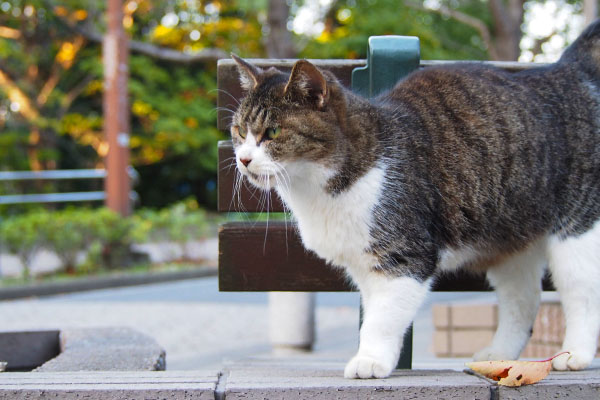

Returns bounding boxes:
[35,327,165,372]
[1,360,600,398]
[222,359,493,399]
[0,371,218,400]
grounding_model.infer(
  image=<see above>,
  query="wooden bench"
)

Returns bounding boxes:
[216,37,554,369]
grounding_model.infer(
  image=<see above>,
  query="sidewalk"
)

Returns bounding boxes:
[1,277,599,398]
[0,278,361,370]
[1,360,599,399]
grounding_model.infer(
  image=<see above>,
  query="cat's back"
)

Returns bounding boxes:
[373,59,600,250]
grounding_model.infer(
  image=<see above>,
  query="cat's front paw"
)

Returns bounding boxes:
[552,350,593,371]
[344,355,393,379]
[473,346,518,362]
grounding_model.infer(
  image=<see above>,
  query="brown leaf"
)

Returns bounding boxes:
[465,352,569,387]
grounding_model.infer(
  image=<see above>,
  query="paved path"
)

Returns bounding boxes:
[0,276,509,371]
[0,278,360,370]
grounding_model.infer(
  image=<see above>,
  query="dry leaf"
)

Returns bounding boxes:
[465,352,568,387]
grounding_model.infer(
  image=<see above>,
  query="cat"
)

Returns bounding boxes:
[229,19,600,379]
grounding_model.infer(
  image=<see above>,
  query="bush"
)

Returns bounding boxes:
[89,208,146,269]
[138,198,209,260]
[0,199,212,277]
[0,211,51,279]
[39,209,96,274]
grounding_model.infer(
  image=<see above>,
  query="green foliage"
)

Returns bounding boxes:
[0,210,50,278]
[137,198,209,259]
[0,201,211,277]
[0,1,232,209]
[300,0,489,61]
[39,208,92,273]
[38,207,144,272]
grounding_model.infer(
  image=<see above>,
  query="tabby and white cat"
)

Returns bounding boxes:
[230,20,600,378]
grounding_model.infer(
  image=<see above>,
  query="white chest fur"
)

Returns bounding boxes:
[276,163,385,273]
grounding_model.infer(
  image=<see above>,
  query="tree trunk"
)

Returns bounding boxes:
[584,0,598,25]
[488,0,524,61]
[265,0,296,58]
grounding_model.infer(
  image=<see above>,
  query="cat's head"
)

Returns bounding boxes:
[230,55,346,190]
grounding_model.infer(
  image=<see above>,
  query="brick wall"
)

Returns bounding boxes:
[432,302,600,358]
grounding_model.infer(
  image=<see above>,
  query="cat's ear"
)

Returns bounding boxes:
[285,60,328,109]
[231,54,262,91]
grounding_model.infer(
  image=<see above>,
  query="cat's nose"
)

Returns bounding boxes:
[240,157,252,167]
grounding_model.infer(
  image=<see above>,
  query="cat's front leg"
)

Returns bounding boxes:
[344,273,430,379]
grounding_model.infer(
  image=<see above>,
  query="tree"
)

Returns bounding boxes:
[299,0,491,60]
[301,0,587,62]
[0,1,264,209]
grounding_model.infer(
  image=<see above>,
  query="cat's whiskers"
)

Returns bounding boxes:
[263,175,272,255]
[210,88,241,107]
[272,168,291,254]
[231,169,248,214]
[213,106,237,115]
[220,157,238,174]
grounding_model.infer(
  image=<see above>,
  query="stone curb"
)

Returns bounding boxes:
[0,267,217,300]
[0,371,218,400]
[2,361,598,399]
[0,328,165,373]
[35,327,166,372]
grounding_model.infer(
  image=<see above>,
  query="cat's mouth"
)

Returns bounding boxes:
[245,170,276,189]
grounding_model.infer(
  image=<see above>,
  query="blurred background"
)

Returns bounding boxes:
[0,0,597,371]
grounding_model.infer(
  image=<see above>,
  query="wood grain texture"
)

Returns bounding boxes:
[219,222,558,292]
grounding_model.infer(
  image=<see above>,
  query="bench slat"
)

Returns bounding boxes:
[219,221,556,292]
[219,221,349,291]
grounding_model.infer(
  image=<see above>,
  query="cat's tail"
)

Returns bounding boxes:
[558,19,600,74]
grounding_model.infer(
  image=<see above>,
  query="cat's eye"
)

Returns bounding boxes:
[265,127,282,140]
[233,125,246,139]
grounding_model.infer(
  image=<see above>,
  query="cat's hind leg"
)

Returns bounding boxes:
[344,273,430,379]
[547,221,600,371]
[473,241,546,362]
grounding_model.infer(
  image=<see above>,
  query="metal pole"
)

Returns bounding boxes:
[103,0,131,216]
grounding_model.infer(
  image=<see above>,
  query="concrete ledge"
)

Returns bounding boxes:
[496,369,600,400]
[0,328,165,372]
[222,359,491,399]
[35,327,166,372]
[0,371,218,400]
[1,359,599,399]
